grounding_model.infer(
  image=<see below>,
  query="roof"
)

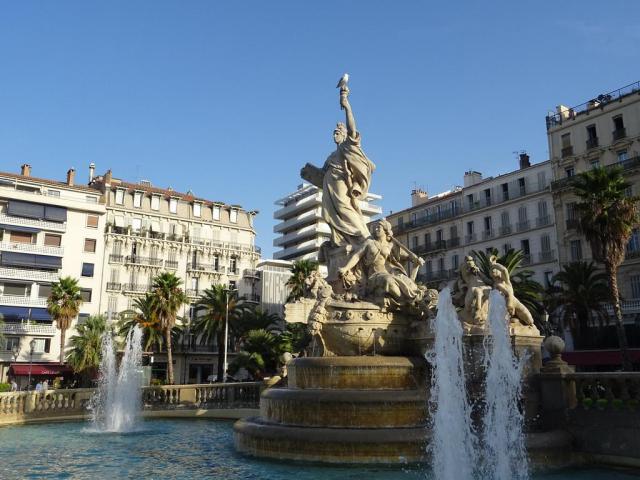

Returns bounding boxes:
[386,188,461,218]
[0,171,99,194]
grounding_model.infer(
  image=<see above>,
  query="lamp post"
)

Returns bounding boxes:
[223,287,237,383]
[11,344,19,363]
[28,338,36,391]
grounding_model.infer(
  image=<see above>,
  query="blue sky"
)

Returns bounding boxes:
[1,2,638,257]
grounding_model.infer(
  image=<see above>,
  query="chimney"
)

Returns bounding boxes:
[411,188,429,207]
[89,163,96,183]
[104,169,112,187]
[20,164,31,177]
[463,170,483,187]
[66,168,76,186]
[519,153,531,169]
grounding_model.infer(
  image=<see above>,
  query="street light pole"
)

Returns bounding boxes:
[222,287,237,383]
[28,339,36,391]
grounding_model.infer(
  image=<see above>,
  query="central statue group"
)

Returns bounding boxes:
[300,83,437,318]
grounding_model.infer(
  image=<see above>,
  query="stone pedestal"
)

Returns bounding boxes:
[234,356,430,464]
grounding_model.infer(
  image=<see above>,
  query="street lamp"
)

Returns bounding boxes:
[28,338,36,391]
[223,287,237,383]
[11,344,20,363]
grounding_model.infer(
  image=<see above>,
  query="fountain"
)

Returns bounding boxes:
[90,325,144,433]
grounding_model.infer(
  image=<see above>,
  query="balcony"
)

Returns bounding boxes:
[106,282,122,292]
[0,266,59,282]
[392,204,462,235]
[0,213,66,233]
[586,137,599,150]
[538,250,556,263]
[499,225,512,236]
[464,234,476,244]
[561,146,574,158]
[109,254,124,263]
[125,256,163,267]
[243,269,261,280]
[0,322,56,336]
[122,284,150,294]
[626,247,640,260]
[516,220,530,232]
[0,241,64,257]
[613,128,627,141]
[0,295,47,307]
[187,263,226,274]
[604,299,640,316]
[566,218,579,230]
[244,293,261,303]
[520,254,532,266]
[482,230,494,240]
[536,215,552,228]
[417,269,457,284]
[186,289,201,298]
[165,260,179,270]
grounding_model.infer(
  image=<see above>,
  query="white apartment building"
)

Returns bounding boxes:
[547,80,640,317]
[388,154,559,288]
[255,259,292,317]
[274,183,382,262]
[88,167,261,383]
[0,165,106,387]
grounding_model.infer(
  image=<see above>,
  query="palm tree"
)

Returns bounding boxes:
[229,329,287,379]
[286,259,319,302]
[546,262,611,348]
[118,294,164,352]
[47,276,83,364]
[150,272,188,384]
[66,315,108,384]
[472,248,545,323]
[237,307,282,336]
[574,166,639,370]
[193,285,246,382]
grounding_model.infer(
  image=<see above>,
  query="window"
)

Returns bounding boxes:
[131,218,142,232]
[436,229,443,242]
[466,221,474,235]
[107,296,118,315]
[561,133,571,148]
[212,206,221,221]
[4,283,30,296]
[437,257,444,272]
[450,225,457,240]
[229,257,238,274]
[424,232,431,246]
[425,260,432,274]
[617,150,628,163]
[86,214,99,228]
[503,243,512,254]
[537,171,547,190]
[191,277,199,291]
[590,158,600,169]
[133,191,143,208]
[570,240,583,261]
[3,336,20,352]
[230,209,238,223]
[32,338,51,354]
[38,284,52,298]
[586,124,597,147]
[47,190,60,197]
[451,255,459,270]
[115,189,125,205]
[81,263,94,277]
[517,177,526,195]
[631,275,640,299]
[213,254,220,271]
[627,228,640,253]
[540,234,551,252]
[44,233,62,247]
[84,238,97,253]
[520,239,530,255]
[229,280,237,291]
[501,211,510,228]
[81,289,92,302]
[483,216,492,232]
[466,194,474,209]
[151,195,160,211]
[193,203,201,217]
[501,183,509,201]
[10,231,34,244]
[538,200,548,219]
[544,271,554,289]
[77,313,90,325]
[613,115,625,139]
[412,236,418,249]
[484,188,492,205]
[565,167,575,178]
[169,198,178,214]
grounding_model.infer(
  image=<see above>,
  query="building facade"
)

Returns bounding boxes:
[547,80,640,319]
[273,183,382,263]
[255,259,292,317]
[0,165,106,386]
[388,155,559,288]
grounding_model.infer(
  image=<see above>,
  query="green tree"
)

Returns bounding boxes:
[151,272,188,384]
[279,322,312,356]
[47,276,83,364]
[228,329,287,379]
[472,248,545,324]
[286,259,319,302]
[546,262,611,348]
[574,166,639,370]
[237,307,282,336]
[66,315,108,384]
[193,285,246,382]
[118,294,165,352]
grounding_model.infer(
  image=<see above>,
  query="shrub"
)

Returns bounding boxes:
[0,383,11,392]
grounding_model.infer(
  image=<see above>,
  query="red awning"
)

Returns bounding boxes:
[9,363,72,376]
[562,349,640,367]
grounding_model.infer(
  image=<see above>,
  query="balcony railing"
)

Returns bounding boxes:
[499,225,512,236]
[187,263,226,274]
[417,269,457,284]
[586,137,599,149]
[448,237,460,248]
[552,156,640,191]
[122,284,150,293]
[561,146,574,158]
[566,218,579,230]
[482,230,494,240]
[536,215,552,228]
[109,254,124,263]
[626,247,640,260]
[1,322,56,336]
[186,289,201,298]
[125,256,163,267]
[0,266,59,282]
[612,127,627,141]
[165,260,179,270]
[464,234,476,244]
[538,250,556,263]
[520,254,532,266]
[0,213,66,232]
[393,204,462,234]
[516,220,530,232]
[244,293,261,303]
[0,295,47,307]
[603,299,640,316]
[106,282,122,292]
[243,269,261,279]
[0,241,64,256]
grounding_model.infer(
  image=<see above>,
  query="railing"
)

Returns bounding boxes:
[417,269,457,284]
[482,230,493,240]
[0,213,66,232]
[0,295,47,307]
[499,225,512,236]
[0,389,94,423]
[0,241,64,256]
[109,254,124,263]
[122,283,150,293]
[125,256,163,267]
[568,373,640,411]
[516,220,530,232]
[393,204,462,234]
[566,218,579,230]
[165,260,179,269]
[187,263,225,274]
[243,269,260,279]
[142,382,262,410]
[186,289,201,298]
[561,146,574,158]
[1,322,56,336]
[586,137,599,150]
[613,127,627,141]
[603,299,640,316]
[538,250,556,263]
[464,234,476,244]
[552,156,640,191]
[106,282,122,292]
[536,215,552,228]
[0,266,59,282]
[244,293,261,303]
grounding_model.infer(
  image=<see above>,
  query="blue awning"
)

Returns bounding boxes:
[0,306,51,322]
[30,308,51,321]
[0,223,40,233]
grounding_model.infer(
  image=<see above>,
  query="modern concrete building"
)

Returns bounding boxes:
[547,80,640,318]
[254,259,292,317]
[0,165,106,386]
[388,154,559,288]
[273,183,382,262]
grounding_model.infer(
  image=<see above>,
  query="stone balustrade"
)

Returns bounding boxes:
[143,382,262,409]
[0,388,94,425]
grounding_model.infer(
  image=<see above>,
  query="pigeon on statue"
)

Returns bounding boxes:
[336,73,349,89]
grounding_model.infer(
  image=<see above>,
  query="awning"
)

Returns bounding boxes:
[0,223,40,233]
[9,363,73,376]
[0,306,51,322]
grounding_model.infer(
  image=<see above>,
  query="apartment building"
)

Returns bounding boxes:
[388,155,559,288]
[0,165,106,386]
[255,259,292,317]
[273,183,382,263]
[88,167,261,383]
[547,80,640,317]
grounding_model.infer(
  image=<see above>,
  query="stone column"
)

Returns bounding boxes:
[538,336,576,429]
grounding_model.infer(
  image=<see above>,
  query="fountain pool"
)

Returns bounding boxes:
[0,419,635,480]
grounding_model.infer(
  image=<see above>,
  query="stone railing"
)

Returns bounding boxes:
[0,388,94,425]
[142,382,262,409]
[569,373,640,410]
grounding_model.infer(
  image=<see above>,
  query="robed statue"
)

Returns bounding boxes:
[301,84,376,248]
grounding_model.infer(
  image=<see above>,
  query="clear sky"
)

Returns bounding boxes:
[1,1,638,257]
